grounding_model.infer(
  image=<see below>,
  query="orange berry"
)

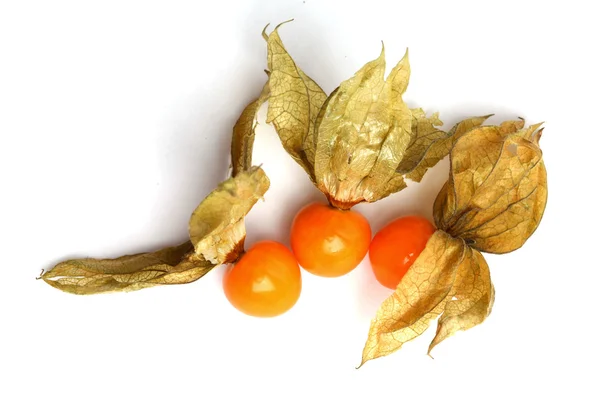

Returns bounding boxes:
[290,202,371,277]
[223,241,301,317]
[369,215,436,289]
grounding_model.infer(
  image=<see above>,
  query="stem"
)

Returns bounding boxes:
[326,194,360,210]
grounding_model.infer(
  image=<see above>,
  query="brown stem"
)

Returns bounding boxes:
[326,193,361,210]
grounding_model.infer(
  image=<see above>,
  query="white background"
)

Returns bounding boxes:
[1,1,599,399]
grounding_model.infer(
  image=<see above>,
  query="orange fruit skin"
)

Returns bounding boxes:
[369,215,436,289]
[290,202,372,277]
[223,241,302,317]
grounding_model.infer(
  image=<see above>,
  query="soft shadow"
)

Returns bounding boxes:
[245,165,325,248]
[140,24,276,250]
[42,10,286,271]
[353,257,395,320]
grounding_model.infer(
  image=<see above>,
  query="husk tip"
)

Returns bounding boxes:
[261,24,270,40]
[263,20,294,39]
[274,19,294,31]
[426,343,436,358]
[533,127,544,144]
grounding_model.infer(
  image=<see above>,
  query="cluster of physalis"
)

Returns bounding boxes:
[41,23,547,366]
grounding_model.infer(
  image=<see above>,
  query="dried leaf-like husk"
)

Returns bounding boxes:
[361,232,497,363]
[189,167,269,264]
[41,242,214,295]
[362,120,548,364]
[43,168,269,295]
[231,82,270,177]
[405,115,492,182]
[261,27,460,208]
[396,108,445,175]
[428,246,494,354]
[360,231,466,366]
[264,23,327,181]
[434,122,547,254]
[314,48,413,208]
[498,118,526,135]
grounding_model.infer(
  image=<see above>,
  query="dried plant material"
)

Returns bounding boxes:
[40,242,214,295]
[428,246,494,354]
[41,23,550,367]
[512,121,544,143]
[43,64,271,295]
[499,118,525,135]
[378,173,408,200]
[396,108,445,175]
[231,82,270,177]
[363,120,547,364]
[434,123,547,254]
[264,24,327,181]
[43,165,269,295]
[360,231,466,366]
[314,48,413,208]
[262,25,453,209]
[189,167,269,264]
[405,115,492,182]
